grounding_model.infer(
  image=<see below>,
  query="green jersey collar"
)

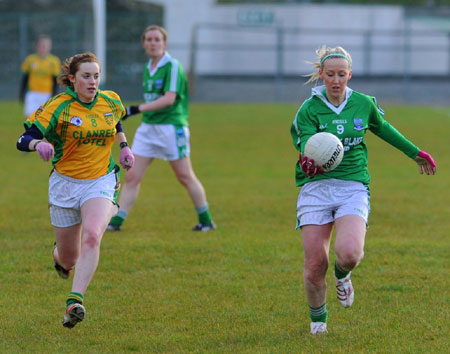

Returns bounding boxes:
[312,85,353,115]
[148,51,172,76]
[65,87,98,109]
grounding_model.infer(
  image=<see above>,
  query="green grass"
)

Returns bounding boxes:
[0,101,448,353]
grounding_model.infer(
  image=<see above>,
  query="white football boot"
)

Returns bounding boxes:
[62,303,86,328]
[335,272,354,308]
[310,322,328,334]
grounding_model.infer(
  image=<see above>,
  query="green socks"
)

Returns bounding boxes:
[334,261,350,279]
[196,205,212,225]
[309,303,328,323]
[66,292,84,307]
[111,208,213,227]
[109,210,128,227]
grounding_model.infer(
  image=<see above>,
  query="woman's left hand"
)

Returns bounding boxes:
[414,150,436,175]
[120,146,135,170]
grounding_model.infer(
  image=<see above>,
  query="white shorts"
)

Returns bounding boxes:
[131,123,190,161]
[296,178,370,228]
[48,169,119,227]
[25,91,51,117]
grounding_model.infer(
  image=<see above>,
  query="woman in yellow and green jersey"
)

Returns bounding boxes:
[19,35,61,118]
[17,52,135,329]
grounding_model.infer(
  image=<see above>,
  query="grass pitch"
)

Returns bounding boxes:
[0,101,448,353]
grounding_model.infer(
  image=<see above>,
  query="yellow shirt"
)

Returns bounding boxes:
[27,88,125,179]
[21,54,61,93]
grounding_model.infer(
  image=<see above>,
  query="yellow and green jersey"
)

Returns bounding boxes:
[21,53,61,93]
[291,86,420,187]
[142,52,189,126]
[26,87,125,179]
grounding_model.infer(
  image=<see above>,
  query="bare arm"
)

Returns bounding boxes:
[115,131,128,145]
[138,91,176,112]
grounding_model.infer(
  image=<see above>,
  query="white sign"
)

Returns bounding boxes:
[237,10,274,26]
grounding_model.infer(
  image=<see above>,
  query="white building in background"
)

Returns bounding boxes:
[148,0,449,76]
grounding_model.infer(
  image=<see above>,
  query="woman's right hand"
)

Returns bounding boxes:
[299,153,324,178]
[35,141,54,162]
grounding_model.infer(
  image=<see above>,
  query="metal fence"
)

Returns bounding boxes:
[0,11,160,101]
[2,14,449,103]
[187,22,450,103]
[189,22,450,75]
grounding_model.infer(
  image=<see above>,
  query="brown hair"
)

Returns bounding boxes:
[304,45,352,85]
[141,25,167,42]
[57,52,101,87]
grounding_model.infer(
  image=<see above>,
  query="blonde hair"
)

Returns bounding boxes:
[57,52,100,88]
[304,45,352,85]
[141,25,167,42]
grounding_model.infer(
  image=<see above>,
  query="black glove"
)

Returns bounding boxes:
[122,105,140,121]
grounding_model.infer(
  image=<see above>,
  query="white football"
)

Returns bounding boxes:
[304,132,344,172]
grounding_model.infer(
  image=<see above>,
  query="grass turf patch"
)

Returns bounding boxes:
[1,101,448,353]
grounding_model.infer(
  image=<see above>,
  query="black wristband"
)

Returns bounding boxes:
[120,142,129,149]
[33,140,42,150]
[122,106,140,121]
[128,106,140,115]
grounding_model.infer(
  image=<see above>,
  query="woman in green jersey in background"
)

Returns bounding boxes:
[290,45,436,334]
[108,25,215,232]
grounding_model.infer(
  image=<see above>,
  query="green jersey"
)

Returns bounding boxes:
[141,52,189,126]
[291,86,420,187]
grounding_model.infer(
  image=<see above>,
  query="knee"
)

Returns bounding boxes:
[124,170,142,187]
[175,171,193,187]
[82,227,102,250]
[304,258,329,286]
[336,248,364,270]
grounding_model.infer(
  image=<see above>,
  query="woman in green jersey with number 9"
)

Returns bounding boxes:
[290,45,436,335]
[108,25,215,232]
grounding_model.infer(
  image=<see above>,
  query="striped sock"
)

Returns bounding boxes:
[66,292,84,307]
[335,261,350,279]
[309,303,328,323]
[196,205,212,225]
